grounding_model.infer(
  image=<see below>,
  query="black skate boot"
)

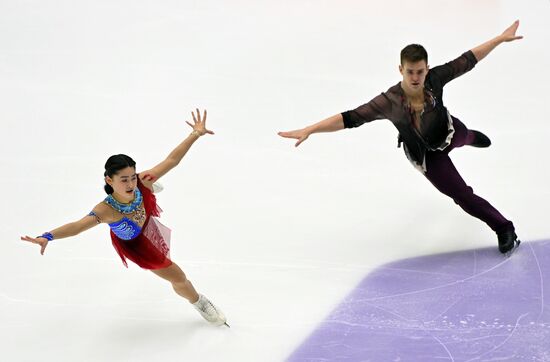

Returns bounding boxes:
[470,130,491,148]
[497,229,521,256]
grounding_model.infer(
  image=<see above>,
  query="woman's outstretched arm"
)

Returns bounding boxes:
[140,108,213,184]
[21,212,102,255]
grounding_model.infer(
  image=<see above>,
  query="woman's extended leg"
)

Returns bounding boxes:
[151,261,228,326]
[151,262,200,303]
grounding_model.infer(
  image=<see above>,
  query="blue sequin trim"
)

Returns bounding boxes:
[109,217,142,240]
[104,188,143,214]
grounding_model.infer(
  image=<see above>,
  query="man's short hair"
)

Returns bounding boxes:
[400,44,428,65]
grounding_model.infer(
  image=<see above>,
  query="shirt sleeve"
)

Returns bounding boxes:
[342,92,391,128]
[429,50,478,87]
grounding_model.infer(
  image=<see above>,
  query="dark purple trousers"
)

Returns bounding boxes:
[424,118,513,233]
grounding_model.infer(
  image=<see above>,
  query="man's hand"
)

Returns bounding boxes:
[472,20,523,62]
[499,20,523,43]
[278,129,311,147]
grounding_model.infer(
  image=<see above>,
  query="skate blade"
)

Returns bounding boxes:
[504,239,521,257]
[224,322,230,328]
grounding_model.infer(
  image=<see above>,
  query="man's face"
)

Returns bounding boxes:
[399,60,429,91]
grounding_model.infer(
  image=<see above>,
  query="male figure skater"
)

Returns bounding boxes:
[279,21,523,255]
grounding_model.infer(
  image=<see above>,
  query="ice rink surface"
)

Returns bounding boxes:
[1,0,549,361]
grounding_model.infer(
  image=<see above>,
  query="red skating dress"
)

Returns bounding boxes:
[107,181,173,270]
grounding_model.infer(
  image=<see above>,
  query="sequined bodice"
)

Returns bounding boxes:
[109,217,143,240]
[103,194,147,240]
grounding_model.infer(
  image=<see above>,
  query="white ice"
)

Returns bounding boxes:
[1,1,548,361]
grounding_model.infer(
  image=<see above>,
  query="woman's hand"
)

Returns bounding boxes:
[278,128,311,147]
[186,108,214,136]
[21,235,49,255]
[499,20,523,43]
[139,173,156,191]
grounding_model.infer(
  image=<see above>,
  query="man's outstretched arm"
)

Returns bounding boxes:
[471,20,523,62]
[278,114,345,147]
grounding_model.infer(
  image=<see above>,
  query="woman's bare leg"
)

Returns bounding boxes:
[153,261,228,326]
[151,262,200,303]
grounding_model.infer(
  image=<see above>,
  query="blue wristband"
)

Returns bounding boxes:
[38,232,54,241]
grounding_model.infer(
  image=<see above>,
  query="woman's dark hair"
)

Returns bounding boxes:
[104,154,136,194]
[400,44,428,65]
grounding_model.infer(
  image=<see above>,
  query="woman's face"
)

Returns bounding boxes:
[106,166,138,202]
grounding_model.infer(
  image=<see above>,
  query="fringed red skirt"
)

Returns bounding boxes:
[109,181,173,270]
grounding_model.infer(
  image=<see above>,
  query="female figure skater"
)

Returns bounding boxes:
[21,109,228,326]
[279,21,523,255]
